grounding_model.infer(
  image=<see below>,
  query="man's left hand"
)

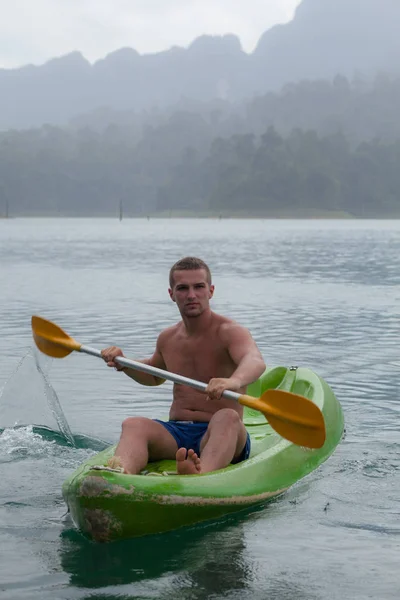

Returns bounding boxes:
[206,377,242,401]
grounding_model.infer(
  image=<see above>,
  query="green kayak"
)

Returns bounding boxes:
[62,366,344,542]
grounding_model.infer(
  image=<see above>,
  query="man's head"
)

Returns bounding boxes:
[169,257,212,288]
[169,257,214,318]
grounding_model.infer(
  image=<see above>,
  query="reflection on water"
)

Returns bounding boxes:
[60,520,248,592]
[60,509,317,600]
[0,219,399,599]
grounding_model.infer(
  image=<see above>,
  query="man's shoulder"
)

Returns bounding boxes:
[214,313,248,339]
[157,322,181,343]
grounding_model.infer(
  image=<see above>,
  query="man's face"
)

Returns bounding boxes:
[169,269,214,317]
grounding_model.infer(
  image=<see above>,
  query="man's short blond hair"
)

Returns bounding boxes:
[169,257,212,288]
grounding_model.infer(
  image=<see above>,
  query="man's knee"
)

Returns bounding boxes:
[210,408,241,428]
[121,416,152,433]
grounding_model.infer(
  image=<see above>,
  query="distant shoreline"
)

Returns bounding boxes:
[2,210,400,219]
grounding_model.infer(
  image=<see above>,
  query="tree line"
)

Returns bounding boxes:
[1,74,400,217]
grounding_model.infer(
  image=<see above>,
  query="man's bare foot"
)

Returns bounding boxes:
[176,448,202,475]
[106,455,125,472]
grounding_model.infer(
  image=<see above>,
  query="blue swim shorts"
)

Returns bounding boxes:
[153,419,251,464]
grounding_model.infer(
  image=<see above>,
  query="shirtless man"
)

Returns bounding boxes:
[101,257,266,475]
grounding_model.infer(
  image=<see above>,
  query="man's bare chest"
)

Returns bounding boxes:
[162,337,234,381]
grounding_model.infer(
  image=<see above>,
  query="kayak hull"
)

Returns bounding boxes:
[62,366,344,542]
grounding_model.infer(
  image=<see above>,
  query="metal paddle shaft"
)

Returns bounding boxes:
[80,345,240,400]
[80,346,321,431]
[31,315,326,448]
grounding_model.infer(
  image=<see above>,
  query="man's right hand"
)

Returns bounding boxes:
[101,346,125,371]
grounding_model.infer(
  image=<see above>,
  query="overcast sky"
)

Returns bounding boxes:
[0,0,301,69]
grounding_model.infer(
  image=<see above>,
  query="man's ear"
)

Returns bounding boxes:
[209,284,215,299]
[168,288,175,302]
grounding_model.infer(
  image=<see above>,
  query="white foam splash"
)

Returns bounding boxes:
[0,425,56,461]
[0,349,75,446]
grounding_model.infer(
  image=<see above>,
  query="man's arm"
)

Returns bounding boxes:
[101,334,167,387]
[206,324,266,399]
[226,324,266,388]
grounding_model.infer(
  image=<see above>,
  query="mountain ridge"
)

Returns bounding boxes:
[1,0,400,130]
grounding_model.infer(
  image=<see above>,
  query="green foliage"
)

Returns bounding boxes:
[2,75,400,217]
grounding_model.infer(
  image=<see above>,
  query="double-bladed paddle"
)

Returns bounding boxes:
[31,316,326,449]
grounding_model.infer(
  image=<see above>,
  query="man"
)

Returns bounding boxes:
[101,257,266,475]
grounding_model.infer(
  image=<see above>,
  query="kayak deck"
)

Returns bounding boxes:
[62,366,344,542]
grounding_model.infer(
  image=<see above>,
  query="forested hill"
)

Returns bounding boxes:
[1,0,400,130]
[2,76,400,218]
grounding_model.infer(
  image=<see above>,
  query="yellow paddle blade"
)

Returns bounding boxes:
[31,316,81,358]
[238,389,326,449]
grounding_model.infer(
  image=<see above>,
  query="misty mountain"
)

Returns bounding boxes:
[253,0,400,89]
[1,0,400,130]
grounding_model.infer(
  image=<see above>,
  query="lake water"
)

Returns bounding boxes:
[0,218,399,599]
